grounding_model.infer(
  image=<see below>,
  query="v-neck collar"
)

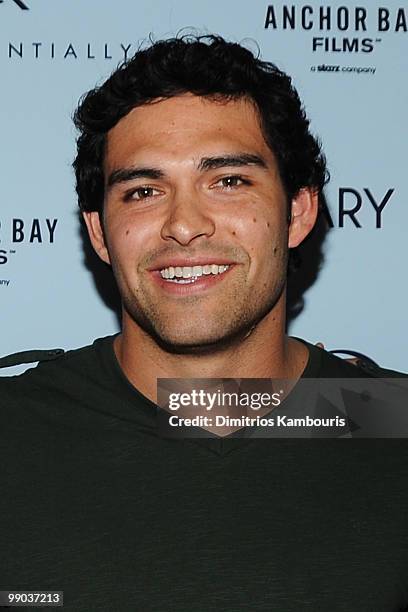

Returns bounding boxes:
[97,334,323,455]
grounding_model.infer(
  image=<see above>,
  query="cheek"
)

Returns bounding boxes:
[106,213,155,258]
[229,212,286,258]
[241,222,287,287]
[105,223,144,272]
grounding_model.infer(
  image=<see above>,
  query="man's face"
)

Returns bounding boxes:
[85,94,313,352]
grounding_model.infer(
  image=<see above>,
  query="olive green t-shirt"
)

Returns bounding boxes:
[1,336,408,611]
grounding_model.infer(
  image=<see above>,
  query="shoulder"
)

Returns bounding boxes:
[300,339,408,379]
[357,361,408,379]
[0,335,116,398]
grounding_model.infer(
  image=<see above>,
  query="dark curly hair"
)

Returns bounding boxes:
[73,34,328,214]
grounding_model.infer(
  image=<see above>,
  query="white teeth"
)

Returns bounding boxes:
[159,264,230,281]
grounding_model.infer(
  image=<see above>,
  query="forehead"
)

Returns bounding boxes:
[104,94,274,170]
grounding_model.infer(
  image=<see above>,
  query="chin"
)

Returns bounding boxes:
[151,322,255,356]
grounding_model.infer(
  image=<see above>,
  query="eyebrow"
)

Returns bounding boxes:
[106,153,268,190]
[197,153,268,172]
[107,167,165,189]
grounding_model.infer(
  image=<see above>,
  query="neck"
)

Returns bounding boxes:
[114,293,309,403]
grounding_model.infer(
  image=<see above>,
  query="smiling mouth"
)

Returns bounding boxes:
[159,264,230,284]
[149,262,234,293]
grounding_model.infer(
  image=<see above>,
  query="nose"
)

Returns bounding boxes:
[160,189,216,246]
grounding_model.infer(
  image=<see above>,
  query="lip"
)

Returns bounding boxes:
[147,257,236,271]
[149,265,235,295]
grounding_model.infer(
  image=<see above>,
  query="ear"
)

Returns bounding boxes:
[82,211,111,265]
[288,188,319,248]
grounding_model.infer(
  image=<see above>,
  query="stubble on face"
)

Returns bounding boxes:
[102,94,290,355]
[112,242,288,355]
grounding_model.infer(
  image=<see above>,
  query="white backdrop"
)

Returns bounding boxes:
[1,0,407,372]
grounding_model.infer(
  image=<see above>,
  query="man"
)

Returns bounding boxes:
[1,35,407,611]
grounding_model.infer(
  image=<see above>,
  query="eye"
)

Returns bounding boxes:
[124,186,161,202]
[212,175,251,190]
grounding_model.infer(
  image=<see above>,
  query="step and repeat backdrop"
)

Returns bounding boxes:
[0,0,407,371]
